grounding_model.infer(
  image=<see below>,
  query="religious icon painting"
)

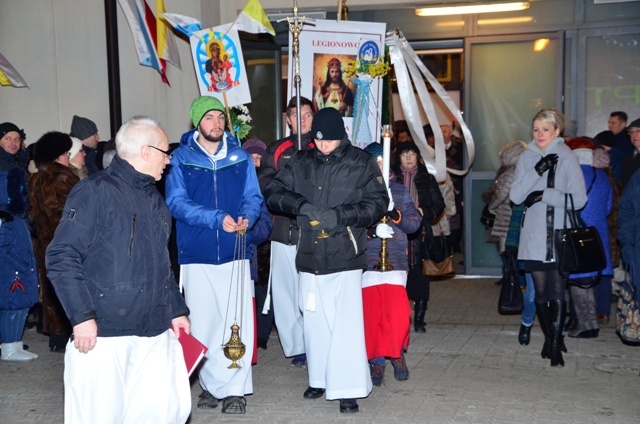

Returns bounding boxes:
[190,24,251,106]
[290,19,386,144]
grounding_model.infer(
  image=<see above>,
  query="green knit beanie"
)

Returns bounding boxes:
[190,96,225,127]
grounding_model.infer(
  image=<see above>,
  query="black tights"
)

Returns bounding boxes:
[531,269,565,303]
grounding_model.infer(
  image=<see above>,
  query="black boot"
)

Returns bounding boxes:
[535,301,551,359]
[548,300,566,367]
[518,323,532,345]
[414,298,427,333]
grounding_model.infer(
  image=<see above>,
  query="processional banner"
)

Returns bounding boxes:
[288,19,386,147]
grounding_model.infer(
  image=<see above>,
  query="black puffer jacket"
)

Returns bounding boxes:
[46,155,189,337]
[265,136,389,275]
[259,132,314,246]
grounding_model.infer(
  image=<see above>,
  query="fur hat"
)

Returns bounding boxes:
[70,115,98,140]
[363,142,383,158]
[242,138,266,156]
[311,108,346,141]
[592,148,611,169]
[34,131,72,166]
[68,137,84,159]
[190,96,225,128]
[499,141,527,167]
[629,118,640,129]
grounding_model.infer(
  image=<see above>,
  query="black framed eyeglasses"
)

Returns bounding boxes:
[147,145,172,160]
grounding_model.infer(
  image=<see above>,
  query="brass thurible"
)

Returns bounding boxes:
[373,215,393,271]
[223,322,246,369]
[222,230,247,368]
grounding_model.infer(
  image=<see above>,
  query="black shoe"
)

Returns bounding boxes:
[49,346,66,353]
[576,329,599,339]
[518,324,532,346]
[339,398,359,413]
[303,386,325,399]
[197,390,218,409]
[414,298,427,333]
[257,339,268,350]
[221,396,246,414]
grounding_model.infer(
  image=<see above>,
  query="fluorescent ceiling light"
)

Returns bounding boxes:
[477,16,534,25]
[416,2,530,16]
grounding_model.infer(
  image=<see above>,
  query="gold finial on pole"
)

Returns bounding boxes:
[374,216,393,271]
[338,0,349,22]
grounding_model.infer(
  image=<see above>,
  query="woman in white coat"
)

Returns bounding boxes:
[510,109,587,367]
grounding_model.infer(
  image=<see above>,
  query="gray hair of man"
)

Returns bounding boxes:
[115,116,165,160]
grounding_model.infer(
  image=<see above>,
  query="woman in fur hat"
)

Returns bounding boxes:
[29,131,80,352]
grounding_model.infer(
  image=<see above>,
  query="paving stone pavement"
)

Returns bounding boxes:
[2,278,639,423]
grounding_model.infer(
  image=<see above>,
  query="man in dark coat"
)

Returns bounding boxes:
[265,107,388,414]
[258,96,314,366]
[46,116,191,423]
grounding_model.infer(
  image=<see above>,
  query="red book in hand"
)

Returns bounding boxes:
[178,329,208,377]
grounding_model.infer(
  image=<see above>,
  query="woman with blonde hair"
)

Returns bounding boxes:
[510,109,587,367]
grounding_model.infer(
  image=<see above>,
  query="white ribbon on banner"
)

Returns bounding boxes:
[387,30,475,182]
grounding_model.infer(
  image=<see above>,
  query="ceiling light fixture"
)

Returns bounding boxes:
[477,16,534,25]
[416,2,530,17]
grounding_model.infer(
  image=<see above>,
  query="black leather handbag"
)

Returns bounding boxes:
[554,194,606,278]
[498,253,523,313]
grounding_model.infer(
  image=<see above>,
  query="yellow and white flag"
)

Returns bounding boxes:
[234,0,275,36]
[0,52,28,88]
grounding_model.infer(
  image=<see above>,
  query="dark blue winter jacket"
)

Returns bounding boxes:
[165,130,263,265]
[46,155,189,337]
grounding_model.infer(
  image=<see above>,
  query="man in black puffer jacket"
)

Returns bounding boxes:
[265,107,388,414]
[258,96,314,366]
[46,117,191,423]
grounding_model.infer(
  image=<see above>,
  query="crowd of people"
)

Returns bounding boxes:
[482,109,640,367]
[1,101,638,422]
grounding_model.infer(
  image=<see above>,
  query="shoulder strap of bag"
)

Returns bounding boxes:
[545,161,557,261]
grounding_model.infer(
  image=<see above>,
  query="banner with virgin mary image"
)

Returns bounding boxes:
[288,19,387,147]
[190,24,251,106]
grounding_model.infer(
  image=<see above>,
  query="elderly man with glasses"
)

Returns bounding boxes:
[46,116,191,424]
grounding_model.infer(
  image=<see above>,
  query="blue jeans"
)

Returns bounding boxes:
[521,272,536,327]
[0,308,29,343]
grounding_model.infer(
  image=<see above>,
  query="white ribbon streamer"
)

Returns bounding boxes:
[387,30,475,182]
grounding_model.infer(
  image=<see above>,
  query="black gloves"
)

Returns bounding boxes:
[387,208,400,221]
[299,203,321,222]
[524,190,543,208]
[534,154,558,176]
[318,209,338,230]
[299,205,338,229]
[0,210,14,223]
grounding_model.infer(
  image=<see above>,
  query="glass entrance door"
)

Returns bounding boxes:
[463,33,564,275]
